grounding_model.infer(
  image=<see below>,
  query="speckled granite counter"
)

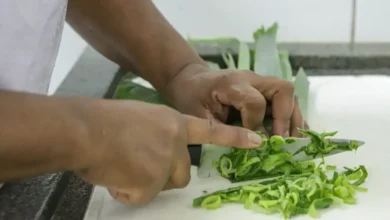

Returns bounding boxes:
[1,43,390,220]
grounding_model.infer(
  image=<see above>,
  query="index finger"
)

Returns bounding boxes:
[183,115,262,148]
[246,74,295,137]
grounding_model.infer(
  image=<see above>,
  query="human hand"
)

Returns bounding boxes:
[165,64,309,137]
[75,100,262,205]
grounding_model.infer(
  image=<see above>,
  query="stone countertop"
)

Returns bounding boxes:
[1,43,390,220]
[0,174,70,220]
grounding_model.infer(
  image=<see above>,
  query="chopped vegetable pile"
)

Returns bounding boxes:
[193,164,368,219]
[216,129,360,183]
[193,129,368,219]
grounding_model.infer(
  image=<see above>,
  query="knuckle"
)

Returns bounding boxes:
[220,73,233,84]
[167,120,181,137]
[294,95,299,103]
[208,120,223,145]
[171,159,191,188]
[231,70,257,81]
[293,95,300,107]
[242,93,266,109]
[262,75,279,81]
[304,121,310,129]
[109,188,151,206]
[209,119,217,138]
[126,188,151,206]
[160,106,182,137]
[172,171,191,189]
[160,105,177,117]
[234,127,249,146]
[221,70,246,83]
[280,80,295,94]
[241,70,257,76]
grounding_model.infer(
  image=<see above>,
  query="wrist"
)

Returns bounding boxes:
[58,97,98,171]
[0,93,94,181]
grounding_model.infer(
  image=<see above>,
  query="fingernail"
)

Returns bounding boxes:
[248,132,262,147]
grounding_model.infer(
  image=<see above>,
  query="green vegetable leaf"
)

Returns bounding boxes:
[294,67,310,121]
[253,23,283,79]
[238,41,250,70]
[279,50,293,81]
[221,52,236,69]
[206,61,221,70]
[113,77,171,107]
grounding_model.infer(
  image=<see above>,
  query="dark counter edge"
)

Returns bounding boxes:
[194,42,390,70]
[2,42,390,220]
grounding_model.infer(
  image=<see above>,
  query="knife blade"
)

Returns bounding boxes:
[197,137,365,178]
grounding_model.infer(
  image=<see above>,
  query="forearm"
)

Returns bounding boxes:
[66,0,208,98]
[0,91,87,182]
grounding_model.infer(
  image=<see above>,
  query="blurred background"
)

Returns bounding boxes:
[50,0,389,94]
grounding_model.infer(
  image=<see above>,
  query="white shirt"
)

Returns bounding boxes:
[0,0,68,188]
[0,0,68,94]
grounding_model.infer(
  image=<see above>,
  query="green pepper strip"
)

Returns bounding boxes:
[308,198,333,218]
[267,190,280,198]
[244,192,258,209]
[242,184,269,193]
[326,165,336,171]
[258,200,279,209]
[278,185,286,202]
[269,135,285,151]
[349,166,368,186]
[226,191,241,202]
[286,192,299,205]
[192,186,241,207]
[200,195,222,210]
[219,156,233,177]
[235,157,261,177]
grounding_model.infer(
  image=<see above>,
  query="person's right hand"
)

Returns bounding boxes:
[74,100,262,205]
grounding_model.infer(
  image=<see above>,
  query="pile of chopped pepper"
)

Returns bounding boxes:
[215,129,360,183]
[193,129,368,219]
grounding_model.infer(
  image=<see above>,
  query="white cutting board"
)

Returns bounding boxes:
[85,75,390,220]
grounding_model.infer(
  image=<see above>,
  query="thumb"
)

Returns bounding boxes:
[183,115,263,148]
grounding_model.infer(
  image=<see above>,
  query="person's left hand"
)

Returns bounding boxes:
[165,64,309,137]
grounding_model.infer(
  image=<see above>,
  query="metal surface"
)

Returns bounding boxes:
[281,137,365,161]
[197,138,365,178]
